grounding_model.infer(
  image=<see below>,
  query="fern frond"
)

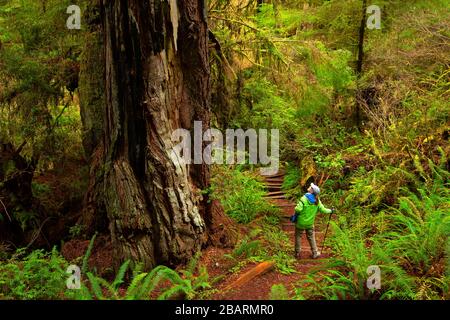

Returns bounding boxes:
[82,233,97,275]
[112,260,130,290]
[125,272,148,300]
[86,272,104,300]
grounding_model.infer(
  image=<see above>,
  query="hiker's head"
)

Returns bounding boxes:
[308,183,321,195]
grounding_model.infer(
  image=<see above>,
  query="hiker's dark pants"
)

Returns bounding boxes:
[295,227,319,256]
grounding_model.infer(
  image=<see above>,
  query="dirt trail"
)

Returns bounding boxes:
[212,171,333,300]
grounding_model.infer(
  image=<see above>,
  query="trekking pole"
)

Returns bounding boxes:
[321,211,334,252]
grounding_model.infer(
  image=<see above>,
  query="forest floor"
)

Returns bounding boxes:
[59,170,334,300]
[205,172,333,300]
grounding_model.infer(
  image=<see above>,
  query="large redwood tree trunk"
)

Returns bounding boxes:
[79,0,235,270]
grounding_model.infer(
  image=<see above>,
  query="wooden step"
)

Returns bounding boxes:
[266,191,284,196]
[265,181,284,186]
[265,183,283,187]
[265,195,286,200]
[262,171,286,178]
[264,177,284,181]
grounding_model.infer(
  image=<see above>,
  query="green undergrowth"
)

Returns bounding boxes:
[291,163,449,300]
[0,239,213,300]
[0,247,68,300]
[67,253,212,300]
[209,165,280,224]
[225,222,297,276]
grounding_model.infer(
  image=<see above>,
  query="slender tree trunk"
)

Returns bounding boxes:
[355,0,367,129]
[80,0,236,270]
[357,0,367,76]
[273,0,280,28]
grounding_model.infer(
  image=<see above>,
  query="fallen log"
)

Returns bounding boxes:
[224,261,275,292]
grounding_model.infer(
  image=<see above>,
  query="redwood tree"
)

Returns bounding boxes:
[79,0,235,270]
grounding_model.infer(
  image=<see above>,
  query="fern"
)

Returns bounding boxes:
[125,272,148,299]
[232,240,262,259]
[86,272,104,300]
[112,260,130,290]
[269,284,289,300]
[82,233,97,275]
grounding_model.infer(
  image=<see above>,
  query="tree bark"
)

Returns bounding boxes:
[78,3,108,236]
[80,0,236,270]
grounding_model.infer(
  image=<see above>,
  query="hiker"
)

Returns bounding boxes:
[293,183,335,259]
